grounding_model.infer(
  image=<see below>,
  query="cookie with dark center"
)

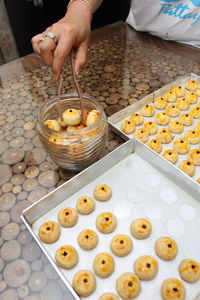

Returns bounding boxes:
[78,229,98,250]
[96,212,117,234]
[161,278,186,300]
[76,196,95,214]
[55,245,78,269]
[57,207,78,227]
[93,184,112,201]
[155,237,178,261]
[38,221,60,243]
[130,218,152,239]
[134,255,158,280]
[110,234,133,257]
[73,270,96,297]
[93,252,115,278]
[116,272,141,299]
[179,259,200,283]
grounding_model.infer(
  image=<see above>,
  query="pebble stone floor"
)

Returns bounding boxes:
[0,23,200,300]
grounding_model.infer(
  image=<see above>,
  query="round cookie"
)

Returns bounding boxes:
[184,130,200,144]
[143,121,158,135]
[179,113,193,126]
[147,139,162,153]
[38,221,60,244]
[96,212,117,234]
[154,97,167,109]
[76,196,95,215]
[157,128,173,144]
[73,270,96,297]
[171,85,185,97]
[166,105,180,117]
[141,104,155,117]
[156,112,170,126]
[164,91,176,103]
[63,108,81,126]
[179,160,195,177]
[162,150,178,164]
[185,92,198,104]
[168,120,183,134]
[161,278,186,300]
[134,255,158,280]
[179,259,200,283]
[129,113,144,125]
[93,252,115,278]
[173,138,190,154]
[121,120,135,134]
[155,237,177,261]
[55,245,78,269]
[99,293,120,300]
[116,272,141,299]
[130,218,152,239]
[188,149,200,165]
[86,109,99,126]
[176,98,190,111]
[78,229,98,250]
[110,234,133,257]
[190,105,200,119]
[93,184,112,202]
[186,79,198,91]
[57,207,78,227]
[43,119,61,131]
[134,128,149,143]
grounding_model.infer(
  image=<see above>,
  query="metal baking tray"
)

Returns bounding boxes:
[21,139,200,300]
[108,73,200,183]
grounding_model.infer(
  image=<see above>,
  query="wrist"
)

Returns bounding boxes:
[67,0,93,20]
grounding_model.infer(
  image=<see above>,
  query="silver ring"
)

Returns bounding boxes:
[44,32,57,42]
[39,37,45,42]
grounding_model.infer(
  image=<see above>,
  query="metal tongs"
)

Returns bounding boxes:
[70,50,85,122]
[57,50,85,123]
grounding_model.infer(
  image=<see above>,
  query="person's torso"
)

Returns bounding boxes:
[126,0,200,47]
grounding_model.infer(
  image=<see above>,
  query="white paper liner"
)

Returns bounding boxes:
[32,154,200,300]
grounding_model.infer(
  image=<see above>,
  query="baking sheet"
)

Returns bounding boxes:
[108,73,200,183]
[30,143,200,300]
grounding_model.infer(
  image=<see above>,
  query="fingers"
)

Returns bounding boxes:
[73,42,89,75]
[39,38,56,67]
[52,34,76,79]
[31,34,43,56]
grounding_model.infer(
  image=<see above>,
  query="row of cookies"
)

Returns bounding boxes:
[71,255,200,299]
[44,108,99,131]
[43,108,101,146]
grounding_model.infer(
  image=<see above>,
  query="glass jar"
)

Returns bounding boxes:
[37,93,107,171]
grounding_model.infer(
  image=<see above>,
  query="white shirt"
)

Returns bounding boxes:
[126,0,200,47]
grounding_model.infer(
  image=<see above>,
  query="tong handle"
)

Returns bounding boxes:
[70,51,85,121]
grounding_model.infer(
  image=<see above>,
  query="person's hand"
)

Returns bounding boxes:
[31,1,91,79]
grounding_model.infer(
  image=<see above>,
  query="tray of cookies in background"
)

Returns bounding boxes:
[108,73,200,185]
[21,139,200,300]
